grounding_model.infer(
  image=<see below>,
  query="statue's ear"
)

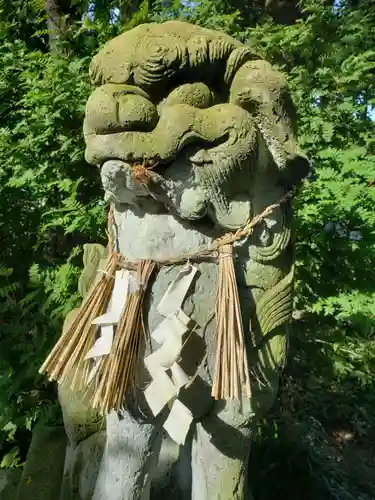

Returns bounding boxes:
[283,152,310,189]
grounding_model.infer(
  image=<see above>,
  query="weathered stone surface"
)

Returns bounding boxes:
[150,435,180,498]
[0,469,22,500]
[59,431,105,500]
[58,381,103,448]
[15,425,66,500]
[54,19,308,500]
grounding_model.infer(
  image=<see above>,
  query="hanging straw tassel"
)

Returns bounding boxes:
[211,244,251,400]
[39,252,119,388]
[90,259,156,414]
[39,206,119,389]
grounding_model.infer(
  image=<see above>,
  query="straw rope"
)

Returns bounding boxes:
[118,188,295,269]
[40,189,294,410]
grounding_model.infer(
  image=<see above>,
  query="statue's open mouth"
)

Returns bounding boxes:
[85,94,297,229]
[85,100,263,230]
[123,134,228,186]
[99,144,209,214]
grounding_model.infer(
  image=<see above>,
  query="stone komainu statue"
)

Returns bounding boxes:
[17,20,309,500]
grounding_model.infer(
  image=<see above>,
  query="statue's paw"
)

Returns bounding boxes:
[175,185,209,220]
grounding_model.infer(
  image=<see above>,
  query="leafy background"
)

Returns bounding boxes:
[0,0,374,498]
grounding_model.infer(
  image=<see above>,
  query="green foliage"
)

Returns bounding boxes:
[246,0,375,350]
[0,9,105,465]
[244,2,375,498]
[149,0,243,33]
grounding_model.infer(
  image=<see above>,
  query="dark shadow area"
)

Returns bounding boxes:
[248,312,375,500]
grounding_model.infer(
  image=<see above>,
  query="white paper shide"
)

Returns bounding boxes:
[143,264,198,445]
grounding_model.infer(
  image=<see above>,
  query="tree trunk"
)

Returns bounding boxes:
[44,0,79,55]
[264,0,304,24]
[44,0,65,54]
[119,0,148,25]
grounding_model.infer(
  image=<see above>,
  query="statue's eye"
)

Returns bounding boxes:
[84,86,158,135]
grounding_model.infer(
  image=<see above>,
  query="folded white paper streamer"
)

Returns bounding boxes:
[86,270,131,384]
[85,325,114,359]
[151,315,188,345]
[145,328,183,377]
[143,371,178,416]
[157,264,197,317]
[163,399,193,445]
[91,270,130,326]
[144,265,198,445]
[170,362,190,389]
